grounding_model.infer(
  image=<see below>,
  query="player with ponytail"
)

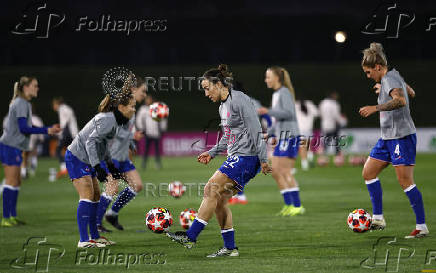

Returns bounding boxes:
[65,78,136,248]
[258,66,305,216]
[0,77,61,227]
[359,42,427,238]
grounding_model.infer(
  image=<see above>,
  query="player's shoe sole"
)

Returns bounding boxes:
[77,240,106,248]
[405,229,429,239]
[166,231,195,249]
[94,236,116,245]
[105,214,124,230]
[207,247,239,258]
[370,218,386,230]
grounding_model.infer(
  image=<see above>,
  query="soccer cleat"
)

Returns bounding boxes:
[228,196,238,205]
[77,240,106,248]
[166,231,195,249]
[289,206,306,216]
[1,218,16,227]
[236,198,248,205]
[276,205,294,216]
[370,218,386,230]
[105,214,124,230]
[10,217,26,225]
[405,229,429,239]
[56,169,68,179]
[97,224,112,233]
[94,236,116,245]
[206,247,239,258]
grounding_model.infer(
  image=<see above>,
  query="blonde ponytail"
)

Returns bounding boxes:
[10,76,36,104]
[98,94,112,112]
[268,66,296,98]
[362,42,388,68]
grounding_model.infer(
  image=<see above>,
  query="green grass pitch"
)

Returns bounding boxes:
[1,155,435,273]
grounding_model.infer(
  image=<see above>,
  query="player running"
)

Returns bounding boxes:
[65,84,136,247]
[1,77,61,227]
[166,64,272,257]
[258,66,304,216]
[97,77,147,232]
[359,42,428,238]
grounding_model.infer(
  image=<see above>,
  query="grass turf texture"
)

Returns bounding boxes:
[1,155,435,273]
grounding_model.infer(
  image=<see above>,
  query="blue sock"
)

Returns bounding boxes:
[77,200,91,242]
[366,178,383,215]
[10,187,19,217]
[2,187,12,218]
[405,185,425,225]
[97,194,112,225]
[89,202,100,240]
[221,229,236,249]
[111,187,136,213]
[290,188,301,207]
[280,189,293,206]
[186,218,207,242]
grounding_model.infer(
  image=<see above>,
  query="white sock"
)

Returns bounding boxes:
[307,151,314,161]
[60,162,66,171]
[301,159,309,170]
[106,208,118,216]
[416,223,428,231]
[237,194,246,201]
[373,214,384,221]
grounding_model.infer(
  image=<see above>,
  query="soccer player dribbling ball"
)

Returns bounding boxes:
[166,64,272,257]
[359,42,428,238]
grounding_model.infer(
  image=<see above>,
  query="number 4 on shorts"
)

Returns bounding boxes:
[394,144,400,156]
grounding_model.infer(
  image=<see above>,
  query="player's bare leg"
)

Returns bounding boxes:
[362,157,389,230]
[394,165,428,238]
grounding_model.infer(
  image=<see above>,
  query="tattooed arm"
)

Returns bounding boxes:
[375,88,406,111]
[359,88,406,117]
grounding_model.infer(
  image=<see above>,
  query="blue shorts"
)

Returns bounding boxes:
[0,143,22,166]
[105,159,136,173]
[218,155,260,192]
[65,150,96,180]
[370,134,416,166]
[273,137,300,158]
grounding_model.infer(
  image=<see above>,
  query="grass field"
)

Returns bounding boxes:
[1,155,435,273]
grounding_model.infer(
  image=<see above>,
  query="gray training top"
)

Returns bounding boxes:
[0,97,32,151]
[267,86,300,139]
[68,112,118,167]
[378,69,416,140]
[109,116,135,162]
[208,90,267,163]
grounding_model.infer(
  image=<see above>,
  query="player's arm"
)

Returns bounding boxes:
[85,116,115,167]
[266,92,293,119]
[406,84,415,98]
[359,88,406,117]
[204,125,228,158]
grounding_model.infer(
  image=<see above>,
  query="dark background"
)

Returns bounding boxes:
[1,0,435,130]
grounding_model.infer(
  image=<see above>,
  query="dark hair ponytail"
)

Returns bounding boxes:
[203,64,233,88]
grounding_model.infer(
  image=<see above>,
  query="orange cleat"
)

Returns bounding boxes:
[56,169,68,179]
[228,196,238,205]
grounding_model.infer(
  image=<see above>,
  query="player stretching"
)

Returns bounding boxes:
[97,77,147,232]
[258,66,304,216]
[359,42,428,238]
[167,64,272,257]
[65,86,136,247]
[1,77,61,227]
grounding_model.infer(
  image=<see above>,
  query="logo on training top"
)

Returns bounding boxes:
[11,1,65,39]
[362,3,415,38]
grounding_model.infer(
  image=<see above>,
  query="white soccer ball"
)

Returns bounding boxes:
[179,208,197,229]
[168,181,186,198]
[145,207,173,233]
[347,208,372,233]
[149,102,169,121]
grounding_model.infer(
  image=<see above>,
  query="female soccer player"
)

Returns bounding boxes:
[295,98,318,171]
[167,64,272,257]
[359,42,428,238]
[52,97,79,179]
[0,76,61,227]
[97,78,147,232]
[257,66,304,216]
[65,87,136,248]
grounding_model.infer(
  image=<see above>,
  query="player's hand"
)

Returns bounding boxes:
[94,164,108,182]
[261,162,272,175]
[48,124,61,135]
[373,83,381,94]
[134,131,144,141]
[359,105,377,117]
[106,160,122,180]
[257,107,269,115]
[197,152,212,165]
